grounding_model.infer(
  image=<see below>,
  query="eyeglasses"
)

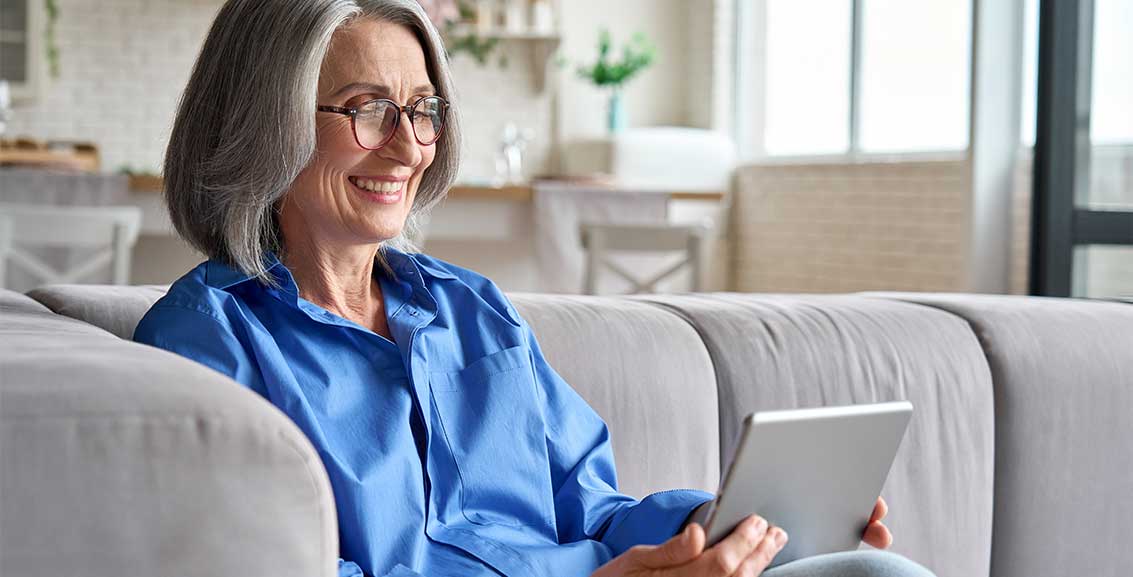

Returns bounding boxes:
[316,95,448,150]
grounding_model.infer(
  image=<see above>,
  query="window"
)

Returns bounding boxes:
[738,0,972,158]
[763,0,851,156]
[1090,0,1133,146]
[858,0,971,153]
[0,0,43,101]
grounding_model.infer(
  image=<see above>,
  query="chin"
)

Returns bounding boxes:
[367,220,408,244]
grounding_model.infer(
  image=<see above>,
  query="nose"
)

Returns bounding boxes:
[377,109,423,169]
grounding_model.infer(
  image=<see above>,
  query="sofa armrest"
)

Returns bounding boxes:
[1,303,338,577]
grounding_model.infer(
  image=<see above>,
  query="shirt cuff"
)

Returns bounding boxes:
[601,489,715,556]
[338,559,364,577]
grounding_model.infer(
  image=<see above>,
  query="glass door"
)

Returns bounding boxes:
[1031,0,1133,298]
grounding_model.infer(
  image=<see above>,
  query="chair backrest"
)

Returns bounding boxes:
[579,222,711,295]
[0,203,142,287]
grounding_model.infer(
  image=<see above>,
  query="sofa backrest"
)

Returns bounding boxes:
[511,293,721,498]
[875,293,1133,577]
[28,284,167,339]
[640,293,997,577]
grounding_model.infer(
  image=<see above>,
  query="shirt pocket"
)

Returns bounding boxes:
[430,345,554,529]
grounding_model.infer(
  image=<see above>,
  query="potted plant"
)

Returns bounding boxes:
[418,0,502,66]
[576,29,655,133]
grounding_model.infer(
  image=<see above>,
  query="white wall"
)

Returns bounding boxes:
[555,0,691,141]
[6,0,703,179]
[6,0,223,173]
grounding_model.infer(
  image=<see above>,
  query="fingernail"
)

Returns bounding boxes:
[753,516,768,533]
[681,524,692,544]
[775,529,789,546]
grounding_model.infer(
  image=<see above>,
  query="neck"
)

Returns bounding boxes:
[281,237,383,323]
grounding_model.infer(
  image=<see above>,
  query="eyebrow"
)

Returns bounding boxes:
[330,82,436,98]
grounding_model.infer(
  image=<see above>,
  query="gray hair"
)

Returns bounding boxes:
[164,0,461,281]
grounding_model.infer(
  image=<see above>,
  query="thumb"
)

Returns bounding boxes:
[632,524,705,570]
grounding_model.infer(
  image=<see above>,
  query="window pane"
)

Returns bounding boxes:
[1021,0,1038,146]
[1091,0,1133,146]
[1073,245,1133,298]
[0,1,28,31]
[1084,0,1133,211]
[859,0,972,152]
[0,40,26,83]
[764,0,851,156]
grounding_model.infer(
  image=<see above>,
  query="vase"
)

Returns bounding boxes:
[607,90,626,134]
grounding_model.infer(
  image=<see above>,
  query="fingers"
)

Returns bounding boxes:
[628,522,706,570]
[696,515,771,576]
[734,526,789,577]
[862,520,893,549]
[870,497,889,523]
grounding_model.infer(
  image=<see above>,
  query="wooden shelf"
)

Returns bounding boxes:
[449,184,534,202]
[449,183,725,203]
[443,25,561,93]
[0,148,100,171]
[127,174,163,192]
[126,178,724,203]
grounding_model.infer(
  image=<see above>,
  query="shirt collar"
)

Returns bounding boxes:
[203,247,455,292]
[204,253,288,290]
[381,246,458,281]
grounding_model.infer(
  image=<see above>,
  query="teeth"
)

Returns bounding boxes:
[350,177,402,194]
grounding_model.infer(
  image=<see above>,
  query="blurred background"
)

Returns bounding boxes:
[0,0,1130,298]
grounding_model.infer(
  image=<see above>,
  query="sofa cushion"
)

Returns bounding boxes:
[0,292,338,577]
[637,293,995,577]
[1,288,52,314]
[512,293,720,499]
[872,293,1133,577]
[27,284,167,339]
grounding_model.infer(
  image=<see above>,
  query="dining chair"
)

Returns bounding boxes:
[579,221,712,295]
[0,203,142,288]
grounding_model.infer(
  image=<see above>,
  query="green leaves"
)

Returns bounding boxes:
[446,32,502,66]
[44,0,60,78]
[576,29,655,88]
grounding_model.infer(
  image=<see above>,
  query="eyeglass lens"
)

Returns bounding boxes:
[354,96,444,149]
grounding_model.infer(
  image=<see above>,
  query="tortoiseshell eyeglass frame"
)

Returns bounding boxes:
[316,95,449,150]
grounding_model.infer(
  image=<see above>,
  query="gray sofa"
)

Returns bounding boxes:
[2,285,1131,577]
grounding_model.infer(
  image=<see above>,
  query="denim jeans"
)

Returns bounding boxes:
[765,551,936,577]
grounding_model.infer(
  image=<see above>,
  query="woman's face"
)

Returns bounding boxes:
[281,18,438,249]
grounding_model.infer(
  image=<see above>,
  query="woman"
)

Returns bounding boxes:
[135,1,934,576]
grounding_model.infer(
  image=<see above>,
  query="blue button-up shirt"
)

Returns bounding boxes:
[133,248,712,577]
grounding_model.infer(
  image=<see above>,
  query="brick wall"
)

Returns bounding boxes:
[731,159,972,293]
[4,0,557,180]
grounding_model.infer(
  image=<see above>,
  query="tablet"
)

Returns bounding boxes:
[700,401,913,567]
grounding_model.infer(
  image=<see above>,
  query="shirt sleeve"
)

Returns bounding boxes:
[132,304,266,395]
[522,319,714,556]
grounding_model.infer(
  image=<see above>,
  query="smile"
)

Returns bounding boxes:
[348,176,405,204]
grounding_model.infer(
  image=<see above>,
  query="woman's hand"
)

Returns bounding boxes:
[861,497,893,549]
[591,515,789,577]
